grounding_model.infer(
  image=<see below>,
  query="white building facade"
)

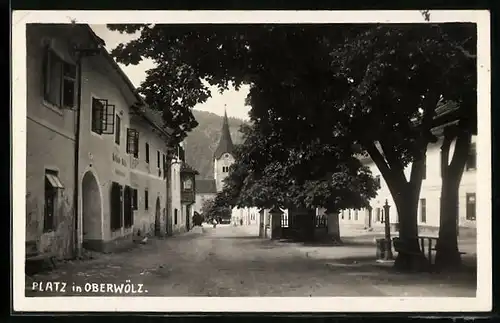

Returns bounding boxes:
[339,136,477,235]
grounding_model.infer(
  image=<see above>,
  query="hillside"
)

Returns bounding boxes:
[184,109,246,179]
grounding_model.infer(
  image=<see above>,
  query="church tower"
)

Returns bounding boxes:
[213,107,235,192]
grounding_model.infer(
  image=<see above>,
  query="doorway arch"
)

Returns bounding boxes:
[154,197,161,236]
[82,171,102,249]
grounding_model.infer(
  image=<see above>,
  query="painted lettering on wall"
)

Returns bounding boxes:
[112,152,128,167]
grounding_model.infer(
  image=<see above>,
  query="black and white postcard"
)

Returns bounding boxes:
[12,10,491,312]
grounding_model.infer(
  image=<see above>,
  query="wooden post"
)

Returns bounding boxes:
[269,207,283,240]
[383,199,393,260]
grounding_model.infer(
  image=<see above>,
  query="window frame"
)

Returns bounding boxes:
[422,159,427,180]
[91,97,116,135]
[114,114,121,145]
[420,198,427,223]
[43,47,77,109]
[145,142,150,164]
[110,182,123,231]
[466,143,477,171]
[43,169,63,233]
[132,188,138,210]
[144,189,149,210]
[126,128,139,157]
[466,193,476,221]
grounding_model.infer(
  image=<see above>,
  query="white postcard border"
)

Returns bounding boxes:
[12,10,492,312]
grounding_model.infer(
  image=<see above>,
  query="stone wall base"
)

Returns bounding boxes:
[83,232,135,254]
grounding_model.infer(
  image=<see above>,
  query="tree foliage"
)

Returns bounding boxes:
[108,22,476,269]
[216,123,380,213]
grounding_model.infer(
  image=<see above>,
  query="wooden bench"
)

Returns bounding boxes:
[392,237,423,257]
[394,237,467,265]
[25,241,57,273]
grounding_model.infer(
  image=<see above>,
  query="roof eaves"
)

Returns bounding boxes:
[84,25,173,140]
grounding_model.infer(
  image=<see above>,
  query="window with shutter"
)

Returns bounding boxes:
[44,169,63,232]
[123,186,133,228]
[115,115,121,145]
[43,47,76,109]
[110,182,122,230]
[132,188,138,210]
[91,98,115,135]
[163,154,167,179]
[91,98,106,134]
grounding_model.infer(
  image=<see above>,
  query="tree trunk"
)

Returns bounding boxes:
[393,192,429,272]
[326,210,342,245]
[435,128,471,271]
[364,141,429,271]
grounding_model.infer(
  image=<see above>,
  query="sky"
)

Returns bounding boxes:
[90,24,251,121]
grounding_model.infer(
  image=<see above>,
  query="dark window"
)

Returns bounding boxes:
[144,189,149,210]
[110,182,123,231]
[43,48,76,108]
[466,143,476,171]
[174,208,178,225]
[44,170,64,232]
[376,208,381,222]
[145,143,150,163]
[348,210,351,220]
[115,115,121,145]
[91,98,115,135]
[126,128,139,157]
[132,189,138,210]
[422,159,427,180]
[163,154,167,179]
[466,193,476,220]
[123,186,133,228]
[341,210,344,220]
[420,198,427,223]
[375,175,381,186]
[157,151,161,168]
[354,210,359,221]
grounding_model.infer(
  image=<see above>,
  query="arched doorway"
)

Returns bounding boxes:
[82,171,102,250]
[154,197,161,236]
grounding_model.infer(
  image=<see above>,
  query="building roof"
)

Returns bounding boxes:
[181,163,199,175]
[213,109,235,159]
[196,179,217,194]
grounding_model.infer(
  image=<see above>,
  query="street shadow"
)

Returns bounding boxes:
[276,238,376,248]
[218,236,262,241]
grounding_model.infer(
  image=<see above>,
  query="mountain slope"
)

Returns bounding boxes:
[184,109,246,179]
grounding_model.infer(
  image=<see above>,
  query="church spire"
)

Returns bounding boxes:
[214,105,234,159]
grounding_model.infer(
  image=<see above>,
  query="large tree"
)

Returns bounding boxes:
[109,21,476,270]
[331,23,476,270]
[215,123,380,243]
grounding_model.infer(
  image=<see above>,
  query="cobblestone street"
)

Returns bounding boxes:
[26,225,476,297]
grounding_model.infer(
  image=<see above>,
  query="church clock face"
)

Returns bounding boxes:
[224,153,230,159]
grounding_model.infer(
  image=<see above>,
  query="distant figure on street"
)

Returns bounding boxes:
[212,218,218,228]
[240,218,243,226]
